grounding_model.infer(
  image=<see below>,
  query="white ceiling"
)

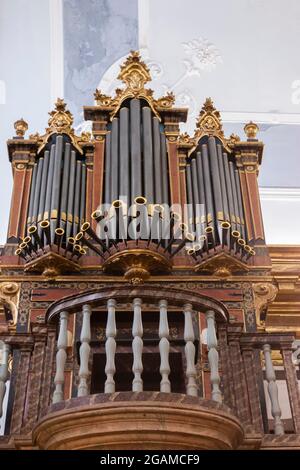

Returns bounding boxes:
[0,0,299,245]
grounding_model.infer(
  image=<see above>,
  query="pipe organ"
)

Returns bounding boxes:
[7,52,266,281]
[1,51,299,452]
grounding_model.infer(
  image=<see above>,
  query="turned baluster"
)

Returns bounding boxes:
[53,311,69,403]
[105,299,117,393]
[78,304,92,397]
[159,299,171,393]
[132,298,143,392]
[263,343,284,435]
[0,343,10,417]
[206,310,222,403]
[183,303,198,396]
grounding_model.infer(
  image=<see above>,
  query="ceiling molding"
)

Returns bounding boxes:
[259,187,300,201]
[222,111,300,125]
[49,0,64,105]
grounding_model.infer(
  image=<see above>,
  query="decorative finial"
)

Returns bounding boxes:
[47,98,73,136]
[244,121,259,140]
[117,50,151,92]
[14,118,28,138]
[195,97,224,139]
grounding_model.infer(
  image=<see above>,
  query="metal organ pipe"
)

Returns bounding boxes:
[142,106,154,204]
[104,131,111,204]
[153,117,162,204]
[196,152,207,231]
[119,107,130,204]
[80,163,86,228]
[66,150,76,240]
[31,157,44,226]
[229,161,241,235]
[50,135,64,243]
[60,142,71,231]
[201,144,214,227]
[222,152,236,231]
[160,132,169,207]
[37,150,50,235]
[216,145,230,223]
[208,136,224,225]
[234,169,246,241]
[130,99,142,204]
[111,117,119,203]
[73,160,82,236]
[43,143,55,223]
[185,163,194,234]
[27,162,38,228]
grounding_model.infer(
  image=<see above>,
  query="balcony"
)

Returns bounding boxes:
[32,285,244,450]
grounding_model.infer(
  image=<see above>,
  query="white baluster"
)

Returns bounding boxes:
[78,304,92,397]
[263,344,284,435]
[0,343,10,417]
[183,303,198,396]
[53,311,69,403]
[132,298,143,391]
[105,299,117,393]
[159,299,171,393]
[205,310,222,403]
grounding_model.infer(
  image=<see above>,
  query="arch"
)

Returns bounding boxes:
[46,284,229,323]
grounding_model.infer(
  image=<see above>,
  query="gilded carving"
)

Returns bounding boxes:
[14,119,28,138]
[0,282,20,327]
[252,283,278,329]
[32,99,92,155]
[93,51,181,122]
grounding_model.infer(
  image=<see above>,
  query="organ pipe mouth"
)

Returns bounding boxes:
[244,245,251,253]
[231,230,240,238]
[112,199,125,208]
[171,211,181,222]
[74,244,81,253]
[186,232,195,243]
[67,237,75,245]
[55,228,64,237]
[15,248,22,255]
[134,196,147,205]
[250,248,256,256]
[40,220,50,229]
[23,236,31,244]
[187,248,195,255]
[91,210,104,221]
[199,235,207,242]
[153,204,164,215]
[238,238,246,247]
[221,221,231,230]
[205,226,214,234]
[81,222,90,232]
[28,225,37,234]
[75,231,84,241]
[179,223,188,233]
[20,242,28,249]
[79,247,86,255]
[193,243,201,252]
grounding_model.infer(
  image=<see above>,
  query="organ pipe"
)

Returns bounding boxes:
[160,132,169,207]
[111,117,119,203]
[50,135,63,243]
[27,162,38,228]
[119,107,130,203]
[73,160,82,236]
[208,137,224,222]
[104,131,111,204]
[142,107,154,204]
[130,99,142,203]
[153,117,162,204]
[60,142,71,231]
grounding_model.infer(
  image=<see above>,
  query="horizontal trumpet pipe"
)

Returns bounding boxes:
[80,235,105,259]
[40,220,51,245]
[55,228,65,251]
[28,225,43,248]
[221,221,231,248]
[230,230,240,251]
[170,232,195,258]
[163,222,187,253]
[205,226,215,249]
[81,221,107,250]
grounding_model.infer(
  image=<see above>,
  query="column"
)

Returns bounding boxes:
[132,298,143,392]
[205,310,222,403]
[105,299,117,393]
[159,299,170,393]
[263,343,284,435]
[0,343,10,417]
[53,311,69,403]
[183,303,198,396]
[78,304,92,397]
